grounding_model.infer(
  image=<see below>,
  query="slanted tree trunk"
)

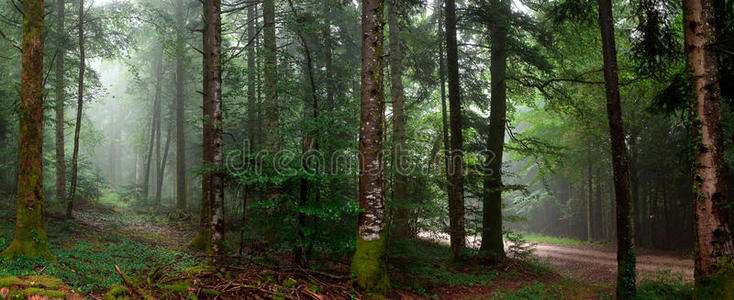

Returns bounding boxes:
[479,0,509,260]
[596,0,636,297]
[351,0,389,295]
[445,0,466,262]
[155,108,173,206]
[388,0,410,239]
[68,0,86,219]
[683,0,734,296]
[203,0,224,264]
[175,0,187,211]
[1,0,53,259]
[55,0,66,207]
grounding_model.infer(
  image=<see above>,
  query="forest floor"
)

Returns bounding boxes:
[0,199,691,299]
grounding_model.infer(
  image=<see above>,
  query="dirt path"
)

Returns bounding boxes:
[419,232,693,284]
[73,209,192,248]
[534,243,693,283]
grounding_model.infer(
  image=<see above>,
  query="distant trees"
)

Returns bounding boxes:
[682,0,734,296]
[2,0,53,259]
[68,0,86,219]
[351,0,389,295]
[55,0,66,208]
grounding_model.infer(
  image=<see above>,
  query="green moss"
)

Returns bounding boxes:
[104,284,129,300]
[189,229,212,252]
[162,280,190,293]
[0,276,24,288]
[695,264,734,299]
[351,235,390,297]
[26,275,62,289]
[17,287,66,298]
[200,288,220,295]
[180,265,216,275]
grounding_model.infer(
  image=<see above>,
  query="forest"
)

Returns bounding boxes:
[0,0,732,298]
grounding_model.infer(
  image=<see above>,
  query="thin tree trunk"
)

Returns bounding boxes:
[436,0,450,211]
[55,0,66,207]
[388,0,410,239]
[1,0,52,259]
[155,114,173,205]
[175,0,187,211]
[351,0,389,295]
[143,51,163,201]
[587,147,593,241]
[68,0,86,219]
[596,0,636,297]
[263,0,278,151]
[683,0,734,295]
[479,0,509,260]
[445,0,466,262]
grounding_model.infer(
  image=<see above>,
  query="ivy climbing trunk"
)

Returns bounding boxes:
[351,0,390,295]
[597,0,636,298]
[388,0,410,239]
[55,0,66,208]
[2,0,53,259]
[479,0,509,260]
[445,0,466,262]
[68,0,85,219]
[683,0,734,296]
[175,0,187,211]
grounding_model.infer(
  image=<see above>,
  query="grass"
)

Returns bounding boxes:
[519,232,612,247]
[636,270,693,299]
[0,209,199,295]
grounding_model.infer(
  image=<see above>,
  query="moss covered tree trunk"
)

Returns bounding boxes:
[683,0,734,297]
[351,0,390,295]
[479,0,509,260]
[388,0,410,239]
[2,0,53,259]
[445,0,466,262]
[596,0,636,298]
[55,0,66,208]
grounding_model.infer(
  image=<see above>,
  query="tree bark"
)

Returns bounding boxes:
[55,0,66,207]
[683,0,734,296]
[143,50,163,201]
[479,0,509,260]
[175,0,187,211]
[445,0,466,262]
[596,0,636,297]
[1,0,53,259]
[351,0,389,295]
[68,0,86,219]
[263,0,278,151]
[436,0,450,215]
[388,0,410,239]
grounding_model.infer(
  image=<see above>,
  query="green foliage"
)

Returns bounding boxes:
[490,282,566,300]
[636,270,693,299]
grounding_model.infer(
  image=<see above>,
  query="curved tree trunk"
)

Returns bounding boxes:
[596,0,636,298]
[683,0,734,296]
[68,0,86,219]
[351,0,389,295]
[2,0,53,259]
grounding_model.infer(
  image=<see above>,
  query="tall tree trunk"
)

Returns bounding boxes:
[55,0,66,207]
[263,0,278,151]
[1,0,53,259]
[351,0,389,295]
[683,0,734,296]
[479,0,509,260]
[205,0,224,262]
[143,51,163,201]
[445,0,466,262]
[597,0,636,297]
[436,0,450,211]
[587,147,593,241]
[388,0,410,239]
[175,0,187,211]
[155,113,173,205]
[68,0,85,219]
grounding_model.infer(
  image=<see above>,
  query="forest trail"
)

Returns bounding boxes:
[419,232,693,284]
